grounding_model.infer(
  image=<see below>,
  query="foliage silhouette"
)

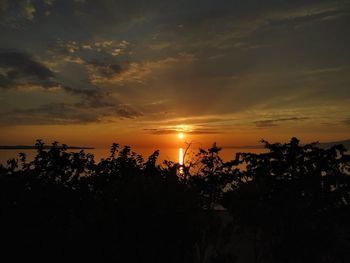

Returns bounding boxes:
[0,137,349,262]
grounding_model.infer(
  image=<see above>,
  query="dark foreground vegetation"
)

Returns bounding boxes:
[1,138,350,262]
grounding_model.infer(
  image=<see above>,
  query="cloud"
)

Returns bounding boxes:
[0,0,10,11]
[47,39,129,57]
[86,60,123,82]
[144,128,222,135]
[43,0,55,6]
[90,53,195,85]
[0,50,55,89]
[0,50,122,117]
[61,85,102,98]
[140,114,238,129]
[116,105,143,119]
[21,0,35,20]
[49,40,80,54]
[0,0,60,24]
[302,67,343,76]
[267,1,350,26]
[0,50,110,101]
[0,103,100,125]
[254,117,309,128]
[0,100,142,126]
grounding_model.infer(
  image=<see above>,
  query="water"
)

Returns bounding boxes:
[0,147,264,166]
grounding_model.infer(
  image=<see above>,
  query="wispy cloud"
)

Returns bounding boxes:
[254,117,309,128]
[0,101,142,126]
[144,128,222,135]
[89,53,195,85]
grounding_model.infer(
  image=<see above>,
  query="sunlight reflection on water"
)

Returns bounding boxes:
[0,147,264,166]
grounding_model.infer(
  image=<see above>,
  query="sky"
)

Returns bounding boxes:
[0,0,350,148]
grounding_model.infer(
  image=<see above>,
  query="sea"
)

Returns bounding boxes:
[0,147,264,166]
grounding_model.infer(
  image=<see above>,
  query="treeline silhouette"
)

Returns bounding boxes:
[1,138,350,262]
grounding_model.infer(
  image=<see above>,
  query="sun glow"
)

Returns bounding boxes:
[178,132,184,139]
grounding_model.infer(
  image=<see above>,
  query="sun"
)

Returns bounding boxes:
[178,132,185,139]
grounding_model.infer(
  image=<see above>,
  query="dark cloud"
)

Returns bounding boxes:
[0,0,58,27]
[0,50,111,106]
[0,100,142,125]
[0,50,54,89]
[116,105,143,119]
[254,117,309,128]
[87,60,123,78]
[61,85,102,99]
[0,103,99,125]
[47,39,80,54]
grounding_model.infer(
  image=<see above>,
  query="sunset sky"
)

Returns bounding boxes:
[0,0,350,148]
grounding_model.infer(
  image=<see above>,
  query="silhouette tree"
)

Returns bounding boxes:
[222,137,350,263]
[0,137,349,262]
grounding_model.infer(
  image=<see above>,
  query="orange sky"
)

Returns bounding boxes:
[1,121,349,149]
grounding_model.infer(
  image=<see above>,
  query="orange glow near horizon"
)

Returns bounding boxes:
[0,123,349,150]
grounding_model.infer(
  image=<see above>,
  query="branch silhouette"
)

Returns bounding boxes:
[0,137,349,262]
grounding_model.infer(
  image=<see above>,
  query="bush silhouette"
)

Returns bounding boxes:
[222,138,350,263]
[0,137,349,262]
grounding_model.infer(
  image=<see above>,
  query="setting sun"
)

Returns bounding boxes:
[178,133,185,139]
